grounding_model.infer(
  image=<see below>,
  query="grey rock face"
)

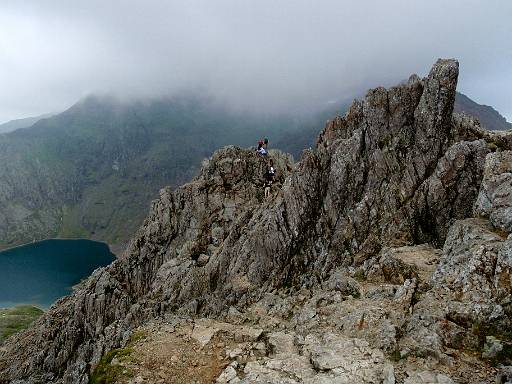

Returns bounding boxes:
[475,150,512,232]
[434,218,504,302]
[231,332,392,384]
[434,215,512,312]
[399,218,510,359]
[1,58,510,383]
[495,235,512,299]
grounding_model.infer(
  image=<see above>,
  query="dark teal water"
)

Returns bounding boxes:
[0,239,116,308]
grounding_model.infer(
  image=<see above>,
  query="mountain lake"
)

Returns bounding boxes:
[0,239,116,309]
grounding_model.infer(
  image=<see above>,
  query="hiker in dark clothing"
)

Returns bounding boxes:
[268,159,275,178]
[264,161,275,199]
[264,174,272,198]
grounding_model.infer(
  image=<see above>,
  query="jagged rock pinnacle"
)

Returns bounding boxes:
[1,59,511,383]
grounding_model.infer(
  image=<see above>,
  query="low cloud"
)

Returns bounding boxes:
[1,0,511,122]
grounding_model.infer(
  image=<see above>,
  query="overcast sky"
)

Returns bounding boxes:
[0,0,510,123]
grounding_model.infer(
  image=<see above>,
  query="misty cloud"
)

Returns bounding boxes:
[1,0,511,123]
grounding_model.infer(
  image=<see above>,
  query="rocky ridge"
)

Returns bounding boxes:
[1,59,512,383]
[0,95,318,252]
[455,92,512,132]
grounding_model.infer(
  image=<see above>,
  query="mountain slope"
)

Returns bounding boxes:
[0,89,504,253]
[0,96,325,251]
[0,113,53,134]
[2,59,512,383]
[455,91,512,131]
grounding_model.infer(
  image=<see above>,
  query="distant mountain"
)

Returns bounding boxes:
[0,89,506,253]
[0,95,331,252]
[455,92,511,131]
[0,113,53,134]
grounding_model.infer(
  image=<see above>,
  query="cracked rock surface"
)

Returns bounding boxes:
[1,59,512,383]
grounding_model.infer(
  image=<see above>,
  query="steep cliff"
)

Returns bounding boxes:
[2,59,512,384]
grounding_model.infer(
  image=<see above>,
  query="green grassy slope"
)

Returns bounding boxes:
[0,306,44,343]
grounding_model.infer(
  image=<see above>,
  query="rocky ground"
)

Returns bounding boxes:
[2,59,512,384]
[87,243,507,383]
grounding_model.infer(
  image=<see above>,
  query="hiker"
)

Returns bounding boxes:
[256,139,268,156]
[268,159,275,177]
[256,139,266,156]
[264,162,275,198]
[264,173,273,198]
[263,137,269,149]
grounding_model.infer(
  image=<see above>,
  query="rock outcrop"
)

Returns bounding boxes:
[2,59,512,384]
